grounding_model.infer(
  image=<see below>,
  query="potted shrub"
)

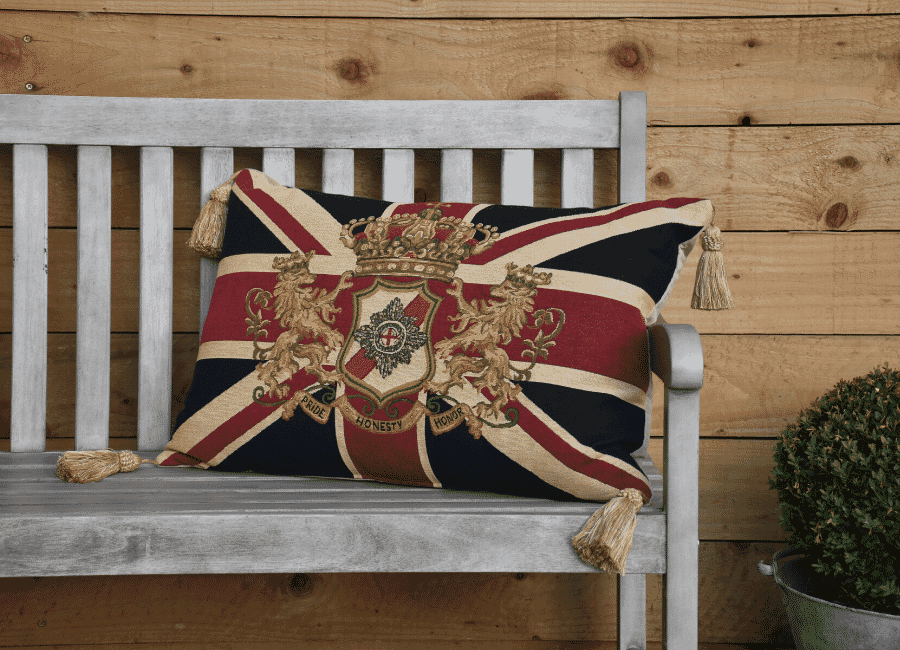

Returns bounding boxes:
[763,365,900,649]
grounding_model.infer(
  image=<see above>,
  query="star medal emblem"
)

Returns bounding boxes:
[353,297,427,378]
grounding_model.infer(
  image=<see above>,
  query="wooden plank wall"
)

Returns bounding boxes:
[1,2,898,648]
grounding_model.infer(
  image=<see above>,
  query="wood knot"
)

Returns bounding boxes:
[652,171,672,188]
[824,202,849,229]
[337,57,373,84]
[288,573,314,597]
[740,114,754,126]
[181,64,194,75]
[743,39,760,48]
[609,42,649,74]
[837,155,860,170]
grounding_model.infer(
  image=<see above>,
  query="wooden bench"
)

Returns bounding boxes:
[0,92,702,650]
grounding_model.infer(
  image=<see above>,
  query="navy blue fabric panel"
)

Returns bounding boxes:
[519,382,646,475]
[219,192,292,259]
[173,359,259,431]
[422,398,583,502]
[302,188,393,226]
[209,408,354,480]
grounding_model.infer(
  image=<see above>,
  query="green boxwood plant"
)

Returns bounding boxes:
[769,365,900,615]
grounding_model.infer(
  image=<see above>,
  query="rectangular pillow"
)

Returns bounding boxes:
[160,169,712,510]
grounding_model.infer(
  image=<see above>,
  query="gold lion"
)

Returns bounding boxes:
[252,250,353,417]
[426,263,554,421]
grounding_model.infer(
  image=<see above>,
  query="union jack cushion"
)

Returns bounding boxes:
[160,169,712,503]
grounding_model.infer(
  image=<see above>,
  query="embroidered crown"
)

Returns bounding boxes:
[339,206,500,281]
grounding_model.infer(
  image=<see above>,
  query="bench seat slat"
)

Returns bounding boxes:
[76,145,113,450]
[0,97,620,149]
[138,147,174,451]
[11,144,48,452]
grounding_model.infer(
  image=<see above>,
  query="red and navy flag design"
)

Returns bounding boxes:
[161,169,712,504]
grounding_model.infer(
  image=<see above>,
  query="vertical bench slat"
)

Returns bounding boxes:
[322,149,354,196]
[199,148,234,335]
[500,149,533,206]
[138,147,174,451]
[382,149,415,203]
[561,149,593,209]
[75,145,112,450]
[262,148,295,187]
[440,149,473,203]
[11,144,48,452]
[618,91,647,203]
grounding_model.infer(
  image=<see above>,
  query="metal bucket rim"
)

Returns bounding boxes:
[772,547,900,621]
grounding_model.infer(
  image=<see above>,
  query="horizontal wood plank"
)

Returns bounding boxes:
[0,542,794,645]
[0,13,898,124]
[663,232,900,335]
[652,334,900,438]
[0,95,620,149]
[1,230,897,335]
[1,0,894,15]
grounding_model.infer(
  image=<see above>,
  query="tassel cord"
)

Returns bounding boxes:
[56,449,158,484]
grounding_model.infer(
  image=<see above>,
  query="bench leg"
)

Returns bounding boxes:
[618,573,646,650]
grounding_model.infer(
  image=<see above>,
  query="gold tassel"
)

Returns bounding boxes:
[55,449,158,484]
[691,222,735,310]
[572,488,645,574]
[187,171,242,259]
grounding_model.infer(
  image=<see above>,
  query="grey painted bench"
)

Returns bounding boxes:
[0,92,701,650]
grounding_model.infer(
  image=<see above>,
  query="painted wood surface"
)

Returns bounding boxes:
[383,149,415,203]
[198,147,232,335]
[322,148,355,196]
[138,147,174,451]
[4,125,898,232]
[501,150,534,207]
[440,149,473,203]
[0,543,795,646]
[0,95,620,149]
[10,144,47,452]
[3,0,896,15]
[2,13,899,125]
[75,145,112,450]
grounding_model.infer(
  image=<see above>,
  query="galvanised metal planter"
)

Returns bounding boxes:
[759,548,900,650]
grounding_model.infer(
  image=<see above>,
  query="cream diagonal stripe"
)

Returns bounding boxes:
[199,409,284,468]
[245,169,352,256]
[459,201,712,290]
[442,383,649,501]
[197,340,646,409]
[514,392,650,487]
[527,365,647,409]
[217,252,356,279]
[417,391,442,488]
[333,385,363,479]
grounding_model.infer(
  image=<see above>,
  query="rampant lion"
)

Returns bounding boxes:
[250,250,353,418]
[426,263,556,421]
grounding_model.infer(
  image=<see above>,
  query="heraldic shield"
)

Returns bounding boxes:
[337,278,442,407]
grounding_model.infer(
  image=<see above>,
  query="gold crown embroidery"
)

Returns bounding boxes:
[339,205,500,281]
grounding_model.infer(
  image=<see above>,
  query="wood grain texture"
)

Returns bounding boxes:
[663,232,900,335]
[648,125,900,231]
[1,13,898,124]
[138,147,174,451]
[0,95,621,149]
[75,145,112,450]
[10,144,47,452]
[652,334,900,438]
[3,0,897,15]
[0,542,795,645]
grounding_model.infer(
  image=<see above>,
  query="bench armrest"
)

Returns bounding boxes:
[648,321,703,391]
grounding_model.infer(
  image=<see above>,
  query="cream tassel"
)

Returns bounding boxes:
[691,222,735,310]
[572,488,645,574]
[56,450,158,484]
[187,171,242,259]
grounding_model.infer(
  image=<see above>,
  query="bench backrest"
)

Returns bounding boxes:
[0,92,647,453]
